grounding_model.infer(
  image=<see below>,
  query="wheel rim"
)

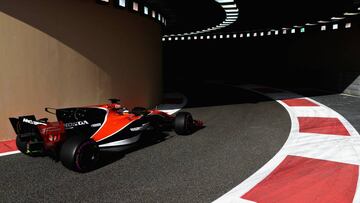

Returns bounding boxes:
[75,140,99,171]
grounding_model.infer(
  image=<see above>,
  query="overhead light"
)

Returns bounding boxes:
[228,16,238,19]
[133,2,138,11]
[282,27,290,30]
[222,4,237,9]
[144,6,149,15]
[225,9,239,12]
[318,20,330,23]
[226,13,238,16]
[331,17,345,20]
[118,0,125,7]
[344,12,360,16]
[293,25,302,28]
[305,23,317,26]
[215,0,234,3]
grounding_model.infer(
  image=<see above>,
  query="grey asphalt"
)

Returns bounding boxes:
[310,93,360,133]
[0,85,291,202]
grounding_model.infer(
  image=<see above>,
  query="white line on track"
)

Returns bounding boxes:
[0,150,20,157]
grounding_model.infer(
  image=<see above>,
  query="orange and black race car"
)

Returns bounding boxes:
[9,99,203,172]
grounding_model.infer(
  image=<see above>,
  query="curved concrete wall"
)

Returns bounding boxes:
[0,0,162,140]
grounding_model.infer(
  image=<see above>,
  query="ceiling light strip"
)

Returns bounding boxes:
[163,2,359,41]
[163,0,239,38]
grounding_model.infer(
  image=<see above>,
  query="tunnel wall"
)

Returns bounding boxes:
[163,22,360,95]
[0,0,162,140]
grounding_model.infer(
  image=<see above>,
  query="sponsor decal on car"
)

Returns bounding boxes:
[91,123,102,128]
[64,120,89,129]
[22,118,47,126]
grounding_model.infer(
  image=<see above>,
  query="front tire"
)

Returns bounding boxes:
[174,112,194,135]
[60,136,99,172]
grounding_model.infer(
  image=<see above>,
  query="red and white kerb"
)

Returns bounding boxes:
[214,85,360,203]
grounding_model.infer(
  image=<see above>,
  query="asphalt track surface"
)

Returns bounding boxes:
[0,84,292,202]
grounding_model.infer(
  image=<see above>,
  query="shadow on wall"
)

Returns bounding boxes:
[163,23,360,96]
[0,0,162,140]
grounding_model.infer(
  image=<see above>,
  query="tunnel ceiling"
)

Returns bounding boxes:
[149,0,358,35]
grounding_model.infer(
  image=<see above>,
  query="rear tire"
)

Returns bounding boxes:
[16,135,43,156]
[174,112,193,135]
[60,136,99,172]
[16,135,27,154]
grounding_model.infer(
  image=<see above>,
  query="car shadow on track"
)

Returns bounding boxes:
[93,125,204,172]
[93,131,176,171]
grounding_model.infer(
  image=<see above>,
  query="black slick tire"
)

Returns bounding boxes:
[60,136,99,172]
[174,112,193,135]
[16,135,27,154]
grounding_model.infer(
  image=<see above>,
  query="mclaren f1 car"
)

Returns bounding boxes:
[9,99,203,172]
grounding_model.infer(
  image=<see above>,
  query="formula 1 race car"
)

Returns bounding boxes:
[9,99,203,172]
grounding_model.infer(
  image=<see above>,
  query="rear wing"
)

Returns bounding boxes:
[9,115,45,137]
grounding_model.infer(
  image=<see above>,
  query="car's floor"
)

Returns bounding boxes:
[0,84,291,202]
